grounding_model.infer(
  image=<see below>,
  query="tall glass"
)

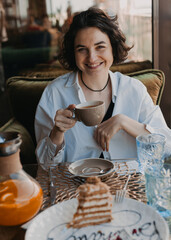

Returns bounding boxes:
[145,163,171,232]
[136,133,166,174]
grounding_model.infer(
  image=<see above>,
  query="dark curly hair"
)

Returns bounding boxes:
[59,7,132,71]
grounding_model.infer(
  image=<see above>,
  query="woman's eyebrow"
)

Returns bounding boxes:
[75,41,106,49]
[75,44,85,49]
[95,41,106,45]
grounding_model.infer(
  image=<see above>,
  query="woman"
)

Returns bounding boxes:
[35,8,171,166]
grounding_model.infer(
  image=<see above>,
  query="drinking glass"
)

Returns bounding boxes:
[49,164,57,205]
[145,163,171,231]
[136,133,166,174]
[40,162,57,205]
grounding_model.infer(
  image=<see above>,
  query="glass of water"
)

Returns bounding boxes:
[136,133,166,174]
[145,163,171,230]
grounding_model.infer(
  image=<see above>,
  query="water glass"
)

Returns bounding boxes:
[136,133,166,174]
[145,164,171,230]
[40,162,57,205]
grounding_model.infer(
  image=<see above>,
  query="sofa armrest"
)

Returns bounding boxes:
[0,118,36,165]
[127,69,165,105]
[110,60,152,74]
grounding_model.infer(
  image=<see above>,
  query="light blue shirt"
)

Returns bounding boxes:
[34,71,171,165]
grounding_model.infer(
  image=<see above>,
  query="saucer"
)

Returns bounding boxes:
[68,158,114,178]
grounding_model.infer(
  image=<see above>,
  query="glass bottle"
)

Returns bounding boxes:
[0,132,43,226]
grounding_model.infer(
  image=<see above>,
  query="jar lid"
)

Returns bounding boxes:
[0,132,22,156]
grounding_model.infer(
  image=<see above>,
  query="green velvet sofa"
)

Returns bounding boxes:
[19,60,152,78]
[0,61,165,165]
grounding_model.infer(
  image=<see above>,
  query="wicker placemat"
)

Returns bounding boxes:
[36,162,147,211]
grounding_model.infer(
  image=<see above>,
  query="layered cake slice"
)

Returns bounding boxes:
[68,176,113,228]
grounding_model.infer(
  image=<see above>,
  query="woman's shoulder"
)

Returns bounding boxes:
[49,71,75,86]
[40,71,75,97]
[38,71,76,105]
[111,71,146,89]
[42,71,76,92]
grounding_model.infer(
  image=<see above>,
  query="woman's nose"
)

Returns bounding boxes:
[88,50,97,62]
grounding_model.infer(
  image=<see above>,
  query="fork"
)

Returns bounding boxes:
[115,174,131,203]
[49,165,57,205]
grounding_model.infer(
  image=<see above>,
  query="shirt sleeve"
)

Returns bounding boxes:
[34,82,66,165]
[35,136,65,167]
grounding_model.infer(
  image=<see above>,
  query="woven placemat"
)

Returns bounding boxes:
[36,162,147,211]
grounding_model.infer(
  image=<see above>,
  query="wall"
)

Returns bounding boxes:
[153,0,171,127]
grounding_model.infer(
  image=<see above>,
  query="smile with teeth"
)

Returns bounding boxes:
[86,62,103,68]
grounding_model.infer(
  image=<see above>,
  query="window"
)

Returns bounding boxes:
[46,0,152,62]
[1,0,152,80]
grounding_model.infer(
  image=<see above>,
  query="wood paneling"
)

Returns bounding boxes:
[153,0,171,127]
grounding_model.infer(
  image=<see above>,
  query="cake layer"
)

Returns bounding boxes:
[69,217,112,228]
[79,192,109,199]
[73,211,112,220]
[79,189,109,196]
[78,204,111,212]
[78,198,111,208]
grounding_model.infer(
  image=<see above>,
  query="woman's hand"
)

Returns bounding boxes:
[94,114,123,151]
[94,114,149,151]
[54,104,76,132]
[50,104,76,146]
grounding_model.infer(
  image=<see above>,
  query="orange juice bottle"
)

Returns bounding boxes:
[0,132,43,226]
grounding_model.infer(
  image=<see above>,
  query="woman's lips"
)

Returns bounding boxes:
[86,62,103,69]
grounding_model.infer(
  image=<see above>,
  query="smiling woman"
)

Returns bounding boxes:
[34,7,171,167]
[74,27,113,92]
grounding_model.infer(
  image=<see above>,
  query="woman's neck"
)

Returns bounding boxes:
[78,71,112,113]
[79,71,109,91]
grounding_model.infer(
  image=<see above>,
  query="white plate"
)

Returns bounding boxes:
[25,197,169,240]
[68,158,114,178]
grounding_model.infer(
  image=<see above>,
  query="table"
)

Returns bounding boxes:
[0,160,170,240]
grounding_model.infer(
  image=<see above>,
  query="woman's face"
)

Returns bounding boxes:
[74,27,113,75]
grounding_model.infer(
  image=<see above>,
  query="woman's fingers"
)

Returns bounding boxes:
[67,104,76,110]
[105,137,110,152]
[54,107,76,132]
[55,109,72,122]
[97,128,106,151]
[94,126,106,151]
[95,127,111,151]
[94,115,123,151]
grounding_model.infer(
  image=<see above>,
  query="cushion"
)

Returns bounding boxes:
[6,77,51,145]
[127,69,165,105]
[110,60,152,74]
[19,68,69,79]
[19,60,152,78]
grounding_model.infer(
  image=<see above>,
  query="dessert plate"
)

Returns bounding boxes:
[68,158,114,178]
[25,197,169,240]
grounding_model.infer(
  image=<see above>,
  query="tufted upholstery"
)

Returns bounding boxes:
[0,67,165,164]
[19,60,152,78]
[128,69,165,105]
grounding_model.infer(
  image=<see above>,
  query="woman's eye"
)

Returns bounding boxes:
[77,48,86,52]
[97,45,105,49]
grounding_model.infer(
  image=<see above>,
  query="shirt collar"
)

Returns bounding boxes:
[109,70,118,103]
[65,71,86,102]
[65,71,80,88]
[65,70,118,103]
